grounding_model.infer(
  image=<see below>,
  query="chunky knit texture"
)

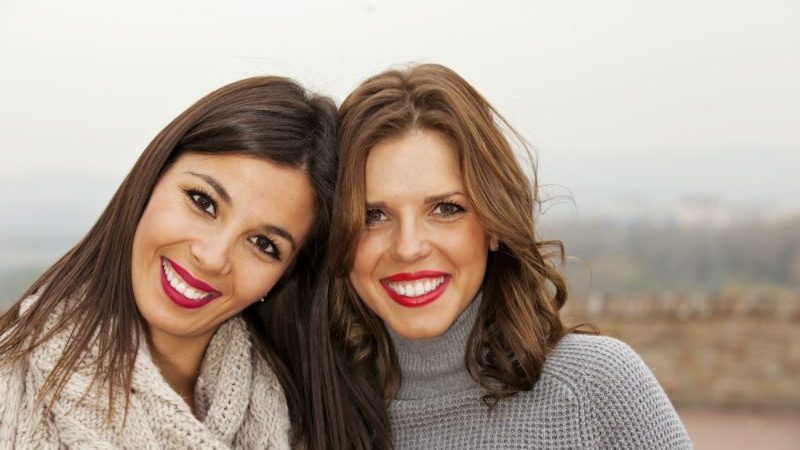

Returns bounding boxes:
[0,298,291,449]
[388,299,692,449]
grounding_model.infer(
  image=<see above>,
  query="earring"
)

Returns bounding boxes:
[259,296,266,303]
[489,237,500,252]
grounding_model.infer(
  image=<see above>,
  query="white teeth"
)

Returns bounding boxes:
[388,276,446,298]
[162,260,213,301]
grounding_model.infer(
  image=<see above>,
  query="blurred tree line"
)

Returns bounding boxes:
[550,216,800,295]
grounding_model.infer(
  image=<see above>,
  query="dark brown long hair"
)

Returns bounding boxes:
[0,76,338,442]
[320,63,576,448]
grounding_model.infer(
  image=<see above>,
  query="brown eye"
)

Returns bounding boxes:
[248,235,281,260]
[188,190,217,216]
[432,201,464,217]
[365,209,387,227]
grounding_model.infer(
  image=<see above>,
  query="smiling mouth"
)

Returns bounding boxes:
[385,276,446,297]
[160,257,221,308]
[380,271,451,308]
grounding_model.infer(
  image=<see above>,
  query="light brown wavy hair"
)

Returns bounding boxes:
[327,64,579,432]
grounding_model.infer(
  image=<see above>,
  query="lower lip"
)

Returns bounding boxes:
[381,276,451,308]
[160,263,218,309]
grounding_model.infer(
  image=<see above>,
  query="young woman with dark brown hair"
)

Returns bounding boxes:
[0,76,337,448]
[320,64,692,449]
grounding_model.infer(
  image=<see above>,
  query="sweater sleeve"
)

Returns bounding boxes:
[582,337,692,449]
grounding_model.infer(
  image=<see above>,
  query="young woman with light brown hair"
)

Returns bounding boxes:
[0,76,337,448]
[320,63,692,449]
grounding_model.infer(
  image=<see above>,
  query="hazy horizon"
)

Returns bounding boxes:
[1,0,798,262]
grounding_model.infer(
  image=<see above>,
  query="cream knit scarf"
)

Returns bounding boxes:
[0,301,291,449]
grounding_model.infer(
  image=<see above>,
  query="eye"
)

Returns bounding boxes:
[249,235,281,260]
[365,208,388,227]
[187,189,217,216]
[432,201,465,218]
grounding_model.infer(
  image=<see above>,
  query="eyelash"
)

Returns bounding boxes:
[365,208,387,227]
[185,188,282,261]
[364,200,466,227]
[248,235,282,260]
[432,201,466,217]
[186,188,217,217]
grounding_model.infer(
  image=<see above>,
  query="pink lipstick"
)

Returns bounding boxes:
[160,257,221,309]
[380,270,451,308]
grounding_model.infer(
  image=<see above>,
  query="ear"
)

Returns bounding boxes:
[489,236,500,252]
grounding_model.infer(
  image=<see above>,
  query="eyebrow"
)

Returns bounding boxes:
[365,201,387,209]
[263,225,297,253]
[365,192,466,210]
[186,171,298,253]
[186,171,232,205]
[424,191,465,204]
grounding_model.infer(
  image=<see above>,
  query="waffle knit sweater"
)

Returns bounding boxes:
[388,299,692,449]
[0,298,291,449]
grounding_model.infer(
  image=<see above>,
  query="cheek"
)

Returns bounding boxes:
[236,264,287,301]
[445,222,489,268]
[134,189,186,251]
[351,234,384,278]
[132,203,165,262]
[349,235,384,303]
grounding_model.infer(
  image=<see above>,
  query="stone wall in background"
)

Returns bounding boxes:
[563,287,800,410]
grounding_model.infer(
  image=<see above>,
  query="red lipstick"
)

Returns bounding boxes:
[160,257,221,309]
[380,270,450,308]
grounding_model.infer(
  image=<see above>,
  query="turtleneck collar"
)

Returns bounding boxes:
[388,295,482,401]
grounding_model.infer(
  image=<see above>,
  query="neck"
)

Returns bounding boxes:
[146,329,213,411]
[388,295,481,400]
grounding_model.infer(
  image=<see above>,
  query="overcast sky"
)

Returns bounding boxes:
[1,0,798,229]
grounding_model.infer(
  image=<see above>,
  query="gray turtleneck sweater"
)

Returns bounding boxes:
[388,300,692,449]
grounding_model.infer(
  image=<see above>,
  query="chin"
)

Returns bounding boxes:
[391,320,451,340]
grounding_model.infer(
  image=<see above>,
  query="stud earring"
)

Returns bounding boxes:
[489,237,500,252]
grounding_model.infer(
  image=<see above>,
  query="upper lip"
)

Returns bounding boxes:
[163,257,220,293]
[382,270,448,282]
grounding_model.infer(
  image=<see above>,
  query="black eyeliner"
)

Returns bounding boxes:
[184,186,218,216]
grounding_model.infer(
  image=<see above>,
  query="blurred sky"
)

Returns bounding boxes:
[0,0,798,238]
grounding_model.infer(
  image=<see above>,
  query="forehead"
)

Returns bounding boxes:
[364,130,463,200]
[167,153,315,239]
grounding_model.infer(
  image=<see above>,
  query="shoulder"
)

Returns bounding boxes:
[0,295,37,384]
[541,333,692,449]
[0,294,46,399]
[0,349,29,444]
[542,333,668,409]
[543,333,647,384]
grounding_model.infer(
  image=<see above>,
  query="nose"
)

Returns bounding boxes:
[390,216,431,263]
[189,232,233,275]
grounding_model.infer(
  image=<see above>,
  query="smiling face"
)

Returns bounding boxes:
[131,152,315,348]
[349,129,491,339]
